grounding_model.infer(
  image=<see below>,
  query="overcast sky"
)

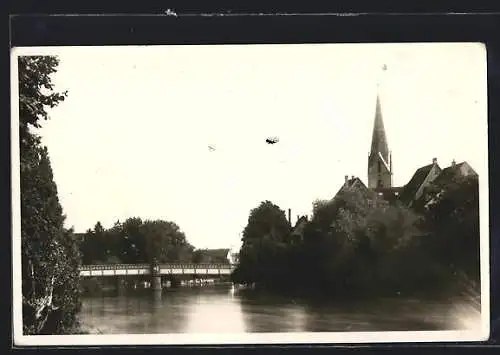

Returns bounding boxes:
[19,43,487,250]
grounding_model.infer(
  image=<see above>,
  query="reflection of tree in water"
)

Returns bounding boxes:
[236,290,466,333]
[238,290,307,332]
[121,289,189,334]
[301,297,463,332]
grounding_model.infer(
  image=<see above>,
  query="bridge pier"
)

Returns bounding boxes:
[151,260,162,297]
[151,275,162,291]
[116,276,127,296]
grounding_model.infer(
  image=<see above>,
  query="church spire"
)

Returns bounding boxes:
[370,93,390,163]
[368,91,392,189]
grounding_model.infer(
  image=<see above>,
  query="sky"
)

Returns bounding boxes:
[22,43,488,250]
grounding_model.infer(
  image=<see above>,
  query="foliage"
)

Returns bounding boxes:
[20,56,80,335]
[421,175,481,290]
[242,200,291,244]
[80,218,195,265]
[232,177,480,299]
[231,201,291,286]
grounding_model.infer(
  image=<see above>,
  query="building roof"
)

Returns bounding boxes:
[345,176,367,189]
[291,216,308,236]
[333,176,368,199]
[399,163,437,203]
[433,161,477,186]
[197,248,230,262]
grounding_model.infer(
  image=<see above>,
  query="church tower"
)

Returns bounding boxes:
[368,94,392,189]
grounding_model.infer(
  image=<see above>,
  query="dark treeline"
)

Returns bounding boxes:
[20,56,82,335]
[79,218,196,265]
[231,175,480,300]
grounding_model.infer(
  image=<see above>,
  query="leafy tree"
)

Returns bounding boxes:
[19,56,80,335]
[232,173,479,299]
[120,217,144,263]
[233,201,291,286]
[242,200,291,244]
[79,218,194,265]
[422,175,480,291]
[192,250,204,264]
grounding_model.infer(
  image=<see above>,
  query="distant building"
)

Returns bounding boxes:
[399,158,442,207]
[432,160,477,186]
[196,248,230,264]
[368,94,393,190]
[227,244,241,266]
[289,215,309,243]
[227,251,239,265]
[332,91,477,208]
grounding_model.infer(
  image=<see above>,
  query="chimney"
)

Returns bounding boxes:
[452,159,456,167]
[288,208,291,225]
[351,175,355,180]
[432,157,437,164]
[345,175,348,183]
[296,215,300,224]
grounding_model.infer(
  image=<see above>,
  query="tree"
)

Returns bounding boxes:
[422,175,480,291]
[20,56,81,335]
[79,218,194,265]
[232,201,291,287]
[296,188,426,296]
[192,250,204,264]
[20,56,82,334]
[242,200,291,244]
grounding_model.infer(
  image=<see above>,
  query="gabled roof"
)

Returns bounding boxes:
[333,177,368,199]
[345,177,367,189]
[197,248,230,261]
[433,161,477,186]
[291,216,308,236]
[333,176,381,203]
[400,163,438,203]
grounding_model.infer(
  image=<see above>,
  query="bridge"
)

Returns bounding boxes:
[79,263,235,277]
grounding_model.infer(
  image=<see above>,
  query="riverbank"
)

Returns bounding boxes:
[234,276,481,306]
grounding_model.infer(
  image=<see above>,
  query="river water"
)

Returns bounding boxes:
[79,284,481,334]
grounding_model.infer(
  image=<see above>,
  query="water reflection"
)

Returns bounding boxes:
[79,285,481,334]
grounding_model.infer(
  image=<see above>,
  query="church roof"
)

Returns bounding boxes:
[369,95,390,162]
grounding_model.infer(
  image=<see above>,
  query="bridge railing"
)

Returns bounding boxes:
[79,264,150,271]
[79,263,234,271]
[159,263,233,269]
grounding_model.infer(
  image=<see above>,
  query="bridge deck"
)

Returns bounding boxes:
[79,263,235,277]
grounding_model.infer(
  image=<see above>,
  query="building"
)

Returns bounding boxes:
[333,93,401,202]
[195,248,230,264]
[289,215,309,244]
[399,158,442,207]
[333,91,477,208]
[368,94,393,190]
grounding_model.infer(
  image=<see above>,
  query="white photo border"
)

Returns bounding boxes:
[10,44,491,346]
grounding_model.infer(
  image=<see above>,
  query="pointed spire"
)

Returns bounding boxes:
[370,93,389,163]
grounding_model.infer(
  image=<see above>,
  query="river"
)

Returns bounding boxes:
[79,284,481,334]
